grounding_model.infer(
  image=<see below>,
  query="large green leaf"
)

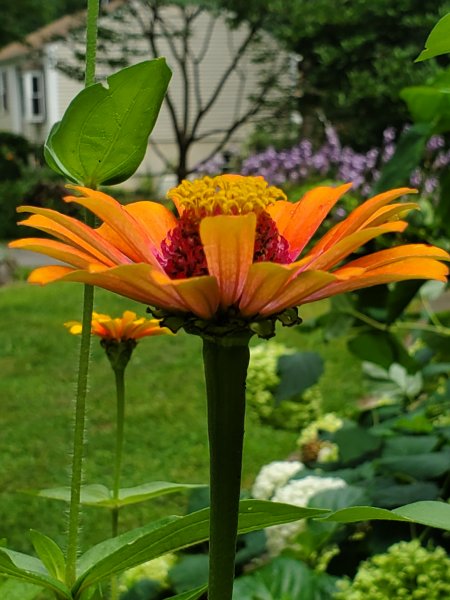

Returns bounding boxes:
[275,352,324,401]
[73,501,327,596]
[382,435,439,457]
[416,13,450,61]
[0,548,71,598]
[233,557,337,600]
[320,500,450,530]
[169,555,209,594]
[377,450,450,479]
[36,481,203,508]
[333,425,382,464]
[401,81,450,133]
[44,59,171,186]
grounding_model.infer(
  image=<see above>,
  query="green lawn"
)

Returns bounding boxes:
[0,281,363,555]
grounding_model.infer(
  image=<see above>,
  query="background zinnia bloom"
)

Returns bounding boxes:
[10,175,449,321]
[65,310,171,340]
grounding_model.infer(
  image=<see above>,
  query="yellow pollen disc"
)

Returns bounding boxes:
[167,174,287,216]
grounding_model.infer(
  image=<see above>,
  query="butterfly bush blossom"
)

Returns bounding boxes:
[237,126,450,199]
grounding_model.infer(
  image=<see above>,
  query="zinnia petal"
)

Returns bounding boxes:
[200,214,256,308]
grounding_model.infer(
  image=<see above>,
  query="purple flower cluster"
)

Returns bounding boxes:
[238,126,450,198]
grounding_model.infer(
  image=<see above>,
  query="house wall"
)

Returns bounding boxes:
[0,3,291,188]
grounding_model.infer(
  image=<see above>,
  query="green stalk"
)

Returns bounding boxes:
[112,365,126,538]
[65,284,94,585]
[65,0,99,586]
[202,335,251,600]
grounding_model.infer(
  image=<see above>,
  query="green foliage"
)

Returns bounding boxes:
[225,0,450,148]
[233,557,337,600]
[335,540,450,599]
[416,13,450,62]
[0,132,33,180]
[45,60,171,186]
[246,343,323,430]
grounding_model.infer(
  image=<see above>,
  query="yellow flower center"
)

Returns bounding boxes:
[167,174,287,217]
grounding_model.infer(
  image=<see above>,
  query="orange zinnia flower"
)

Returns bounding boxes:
[10,175,449,328]
[64,310,171,340]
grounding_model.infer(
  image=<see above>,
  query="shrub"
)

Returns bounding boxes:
[335,540,450,600]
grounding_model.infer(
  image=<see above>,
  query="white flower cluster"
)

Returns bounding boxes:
[266,476,347,557]
[252,460,305,501]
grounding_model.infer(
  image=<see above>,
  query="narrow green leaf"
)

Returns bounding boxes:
[44,59,171,186]
[73,501,327,595]
[0,578,42,600]
[416,13,450,61]
[318,505,410,524]
[36,482,204,508]
[393,500,450,530]
[30,530,66,582]
[167,585,208,599]
[0,548,71,598]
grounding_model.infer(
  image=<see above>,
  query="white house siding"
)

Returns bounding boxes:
[0,3,290,186]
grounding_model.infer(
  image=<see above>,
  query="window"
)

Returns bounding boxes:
[0,71,7,113]
[23,71,45,123]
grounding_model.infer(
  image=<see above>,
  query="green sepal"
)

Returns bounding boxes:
[0,548,71,598]
[34,481,205,509]
[44,58,171,186]
[100,338,137,371]
[29,530,66,582]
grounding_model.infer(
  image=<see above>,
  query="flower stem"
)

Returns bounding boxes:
[65,0,99,586]
[112,365,126,536]
[65,284,94,586]
[202,336,251,600]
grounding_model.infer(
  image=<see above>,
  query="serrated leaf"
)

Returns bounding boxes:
[416,14,450,61]
[44,59,171,186]
[30,530,65,582]
[36,481,203,508]
[73,501,327,595]
[0,548,71,598]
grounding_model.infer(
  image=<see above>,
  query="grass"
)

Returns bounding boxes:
[0,280,364,556]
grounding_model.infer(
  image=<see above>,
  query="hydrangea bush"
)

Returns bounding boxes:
[335,540,450,600]
[246,343,323,430]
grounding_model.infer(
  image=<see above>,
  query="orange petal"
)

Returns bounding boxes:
[268,183,352,258]
[361,202,418,228]
[342,244,450,270]
[300,221,408,272]
[9,238,105,270]
[64,189,160,266]
[260,270,337,315]
[16,208,128,266]
[152,271,220,320]
[302,258,449,303]
[311,188,417,255]
[28,265,76,284]
[200,214,256,309]
[239,262,299,317]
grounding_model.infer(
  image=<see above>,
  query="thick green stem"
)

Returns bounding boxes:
[202,336,251,600]
[65,1,99,585]
[65,284,94,585]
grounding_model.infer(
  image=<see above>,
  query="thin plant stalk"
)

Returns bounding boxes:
[202,335,251,600]
[65,0,99,585]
